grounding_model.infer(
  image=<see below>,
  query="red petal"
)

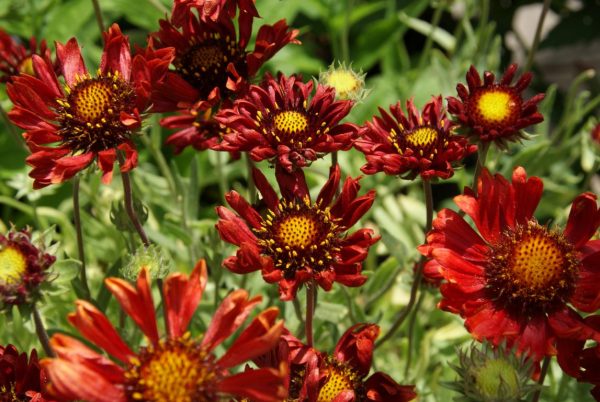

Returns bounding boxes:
[334,323,378,377]
[55,38,86,87]
[217,367,286,402]
[565,192,600,249]
[100,24,131,80]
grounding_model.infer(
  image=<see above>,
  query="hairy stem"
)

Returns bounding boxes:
[72,176,91,299]
[376,179,433,348]
[32,304,55,357]
[118,153,150,247]
[531,356,551,402]
[91,0,105,33]
[306,281,317,347]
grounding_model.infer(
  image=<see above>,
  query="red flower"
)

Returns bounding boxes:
[0,344,53,401]
[447,64,545,147]
[0,29,51,83]
[7,24,173,188]
[217,74,358,171]
[216,165,378,300]
[171,0,259,26]
[355,96,476,180]
[257,324,417,401]
[41,260,286,402]
[419,167,600,362]
[151,6,298,153]
[592,123,600,145]
[0,228,55,307]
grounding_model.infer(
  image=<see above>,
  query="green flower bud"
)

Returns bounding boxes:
[319,61,369,102]
[121,244,172,281]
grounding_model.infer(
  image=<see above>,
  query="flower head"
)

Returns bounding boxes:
[355,96,476,180]
[257,324,417,401]
[0,228,55,308]
[447,64,545,147]
[7,24,174,188]
[319,61,368,102]
[152,6,298,154]
[419,167,600,362]
[216,165,378,300]
[0,344,52,401]
[0,29,52,83]
[171,0,259,26]
[41,260,286,402]
[217,74,358,172]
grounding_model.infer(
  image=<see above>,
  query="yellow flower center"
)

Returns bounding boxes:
[273,111,309,134]
[324,70,359,100]
[277,215,319,249]
[255,198,340,272]
[475,90,518,124]
[18,56,34,76]
[72,80,113,122]
[486,221,579,314]
[125,336,218,402]
[405,127,438,148]
[0,246,27,286]
[316,359,360,402]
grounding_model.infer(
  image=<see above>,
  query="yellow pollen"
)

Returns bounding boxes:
[510,233,565,290]
[324,70,359,99]
[72,81,113,121]
[277,215,318,249]
[317,367,354,402]
[273,111,308,134]
[405,127,438,148]
[18,56,35,76]
[476,90,517,124]
[191,45,224,70]
[0,246,27,286]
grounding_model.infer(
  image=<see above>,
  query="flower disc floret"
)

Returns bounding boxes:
[355,96,475,180]
[447,64,545,147]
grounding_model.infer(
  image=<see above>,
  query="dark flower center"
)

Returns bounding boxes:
[174,33,246,99]
[317,357,362,402]
[468,87,521,129]
[485,221,579,316]
[56,71,136,153]
[0,383,27,402]
[254,198,340,275]
[389,125,445,159]
[124,335,220,402]
[0,246,26,286]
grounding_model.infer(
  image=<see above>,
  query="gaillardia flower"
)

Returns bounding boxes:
[257,324,417,401]
[0,29,51,83]
[355,96,476,180]
[419,167,600,362]
[152,6,298,153]
[216,165,378,300]
[41,260,286,402]
[171,0,259,26]
[0,228,55,308]
[0,344,52,401]
[217,74,358,171]
[447,64,545,147]
[7,24,174,188]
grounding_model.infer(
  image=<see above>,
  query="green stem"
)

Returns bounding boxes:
[72,176,91,300]
[306,281,316,347]
[417,0,445,71]
[404,290,425,378]
[376,179,433,348]
[245,155,257,203]
[293,297,306,334]
[117,153,150,247]
[524,0,551,72]
[531,356,551,402]
[471,141,490,197]
[156,278,170,335]
[91,0,105,33]
[340,0,353,62]
[32,304,55,357]
[216,151,228,204]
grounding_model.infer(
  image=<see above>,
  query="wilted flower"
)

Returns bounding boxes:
[7,24,173,188]
[355,96,476,180]
[419,167,600,362]
[447,64,545,147]
[0,29,51,83]
[0,228,55,308]
[216,165,378,300]
[217,74,358,172]
[0,344,52,401]
[41,260,286,402]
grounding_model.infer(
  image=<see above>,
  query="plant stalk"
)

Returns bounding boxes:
[117,153,150,247]
[91,0,105,33]
[525,0,551,72]
[531,356,551,402]
[306,281,316,347]
[32,304,55,357]
[72,176,91,299]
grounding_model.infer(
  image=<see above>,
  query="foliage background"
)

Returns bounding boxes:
[0,0,599,400]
